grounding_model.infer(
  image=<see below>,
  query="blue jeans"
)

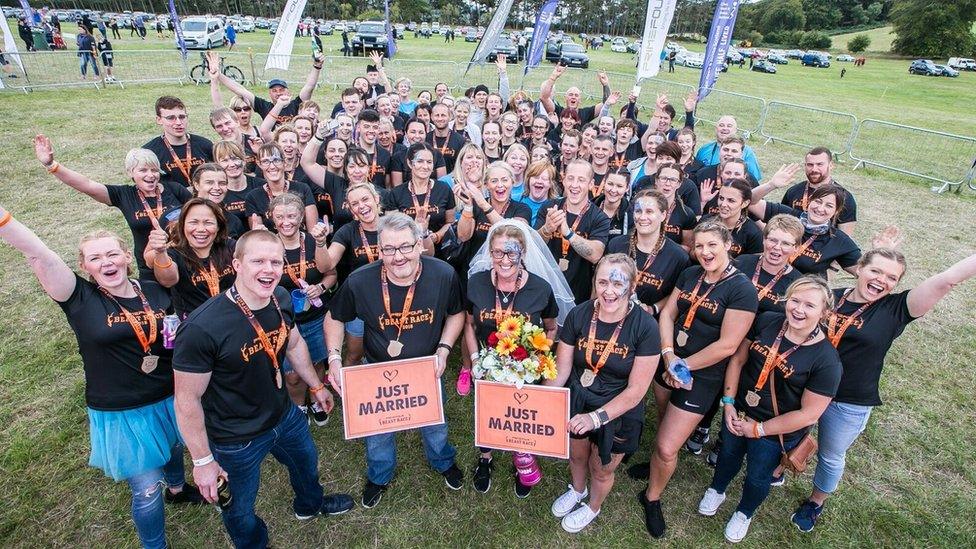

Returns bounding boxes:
[125,443,186,549]
[211,405,326,549]
[283,315,327,372]
[813,401,873,494]
[365,421,456,485]
[79,52,99,76]
[710,423,801,518]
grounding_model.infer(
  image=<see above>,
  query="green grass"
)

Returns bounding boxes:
[830,26,899,54]
[2,28,976,549]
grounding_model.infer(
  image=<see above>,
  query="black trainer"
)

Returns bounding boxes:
[321,493,354,515]
[442,464,464,490]
[164,484,207,505]
[706,438,723,467]
[309,401,329,427]
[473,457,493,493]
[514,476,532,499]
[684,427,710,455]
[638,489,666,538]
[627,461,650,480]
[362,481,387,509]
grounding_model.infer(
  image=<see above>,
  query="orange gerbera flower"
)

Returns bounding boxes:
[497,317,522,338]
[538,354,557,379]
[496,336,517,356]
[528,331,552,352]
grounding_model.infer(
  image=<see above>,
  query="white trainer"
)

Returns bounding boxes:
[698,487,727,516]
[551,484,588,518]
[724,511,752,543]
[561,503,600,533]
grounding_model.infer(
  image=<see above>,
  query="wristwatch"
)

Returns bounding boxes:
[595,408,610,425]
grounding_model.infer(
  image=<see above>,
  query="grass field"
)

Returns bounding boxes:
[2,25,976,549]
[832,22,976,55]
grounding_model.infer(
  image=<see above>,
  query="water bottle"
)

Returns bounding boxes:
[162,314,180,349]
[669,359,693,387]
[513,452,542,487]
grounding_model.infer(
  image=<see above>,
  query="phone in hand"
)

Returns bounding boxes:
[632,85,642,99]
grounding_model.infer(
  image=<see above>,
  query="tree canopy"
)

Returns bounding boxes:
[890,0,976,57]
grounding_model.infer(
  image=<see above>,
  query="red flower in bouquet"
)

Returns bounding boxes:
[512,346,529,361]
[487,332,499,347]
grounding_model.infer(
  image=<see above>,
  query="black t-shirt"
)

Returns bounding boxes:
[167,244,236,318]
[244,181,317,231]
[554,103,597,125]
[733,253,803,314]
[737,312,842,438]
[831,289,917,406]
[253,96,302,127]
[329,256,464,363]
[366,146,392,190]
[606,235,689,307]
[426,130,467,173]
[390,148,447,183]
[590,169,610,201]
[279,232,332,323]
[462,201,532,266]
[781,181,857,226]
[762,203,861,277]
[382,180,457,233]
[664,200,696,245]
[672,265,759,381]
[631,175,702,216]
[466,271,558,343]
[106,182,192,278]
[690,164,757,189]
[173,287,296,443]
[594,197,631,239]
[533,198,611,304]
[224,176,264,228]
[141,134,214,188]
[308,171,347,228]
[559,301,659,421]
[697,215,763,258]
[331,220,380,274]
[56,276,174,411]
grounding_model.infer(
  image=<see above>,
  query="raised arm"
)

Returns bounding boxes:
[298,52,324,102]
[34,135,111,205]
[206,51,225,107]
[300,123,330,186]
[907,251,976,318]
[750,163,801,203]
[216,66,256,106]
[0,205,77,302]
[258,94,292,141]
[496,54,510,103]
[539,65,565,115]
[369,51,392,93]
[143,219,178,287]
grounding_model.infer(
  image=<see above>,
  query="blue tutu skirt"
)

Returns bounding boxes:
[87,396,182,482]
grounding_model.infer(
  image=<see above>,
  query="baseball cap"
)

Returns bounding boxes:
[268,79,288,89]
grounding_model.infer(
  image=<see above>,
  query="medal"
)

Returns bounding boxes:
[580,369,596,387]
[229,286,288,390]
[141,354,159,374]
[677,264,735,347]
[387,339,404,357]
[559,258,570,271]
[676,330,688,347]
[275,369,283,389]
[745,389,760,407]
[558,199,589,273]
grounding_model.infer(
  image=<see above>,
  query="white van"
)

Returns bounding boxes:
[180,16,225,50]
[948,57,976,71]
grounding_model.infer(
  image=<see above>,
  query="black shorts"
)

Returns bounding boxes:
[663,374,722,414]
[571,415,644,456]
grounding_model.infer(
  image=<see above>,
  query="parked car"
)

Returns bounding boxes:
[934,64,959,77]
[726,49,743,63]
[180,17,225,49]
[752,59,777,74]
[768,53,789,64]
[627,40,640,53]
[269,21,278,35]
[908,59,941,76]
[836,54,855,62]
[406,22,417,31]
[465,30,478,42]
[610,37,628,53]
[316,22,333,35]
[431,22,441,34]
[558,42,590,68]
[487,36,519,62]
[801,52,830,67]
[590,37,603,48]
[785,49,805,59]
[351,21,389,56]
[948,57,976,71]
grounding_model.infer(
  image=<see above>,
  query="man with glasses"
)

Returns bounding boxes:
[214,53,325,130]
[325,212,466,509]
[142,96,214,189]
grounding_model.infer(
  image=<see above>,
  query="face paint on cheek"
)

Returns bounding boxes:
[502,240,523,257]
[608,267,632,297]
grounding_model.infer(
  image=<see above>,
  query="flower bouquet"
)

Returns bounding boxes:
[471,314,557,389]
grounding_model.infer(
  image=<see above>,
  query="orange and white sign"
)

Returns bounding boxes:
[340,356,445,439]
[474,380,570,459]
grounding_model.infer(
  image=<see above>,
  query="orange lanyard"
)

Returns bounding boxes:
[754,322,816,390]
[408,180,433,217]
[264,181,290,200]
[283,233,307,285]
[380,264,422,342]
[229,285,287,387]
[358,224,377,263]
[561,201,589,259]
[632,233,666,273]
[790,234,818,263]
[826,290,873,347]
[137,190,163,226]
[99,282,158,354]
[163,137,193,182]
[584,302,628,375]
[751,258,791,302]
[197,259,221,297]
[681,264,734,330]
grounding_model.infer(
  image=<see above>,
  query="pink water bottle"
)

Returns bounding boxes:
[513,452,542,486]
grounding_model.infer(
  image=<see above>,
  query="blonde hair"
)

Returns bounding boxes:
[595,253,638,293]
[345,182,382,211]
[525,160,558,198]
[857,248,907,278]
[229,95,250,111]
[234,229,284,260]
[763,214,804,243]
[784,275,835,314]
[268,192,305,222]
[213,140,247,162]
[485,160,516,184]
[450,143,487,184]
[124,148,161,174]
[78,230,133,277]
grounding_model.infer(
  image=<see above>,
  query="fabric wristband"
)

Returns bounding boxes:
[721,396,735,406]
[192,454,214,467]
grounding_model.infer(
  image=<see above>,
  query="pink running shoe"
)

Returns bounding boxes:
[456,368,472,396]
[513,452,542,487]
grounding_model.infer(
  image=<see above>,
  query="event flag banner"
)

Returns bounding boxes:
[167,0,187,60]
[0,14,24,73]
[524,0,559,75]
[340,356,445,439]
[466,0,516,75]
[697,0,742,100]
[384,0,397,58]
[635,0,678,80]
[266,0,309,71]
[474,381,570,459]
[18,0,36,26]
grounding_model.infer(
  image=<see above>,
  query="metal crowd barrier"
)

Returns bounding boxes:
[2,49,974,194]
[759,101,858,158]
[849,119,976,193]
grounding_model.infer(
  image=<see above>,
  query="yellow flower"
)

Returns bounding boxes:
[538,354,557,380]
[496,337,517,356]
[497,317,522,338]
[528,331,552,353]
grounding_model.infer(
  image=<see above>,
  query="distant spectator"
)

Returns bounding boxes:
[17,18,35,52]
[225,21,237,51]
[76,26,100,80]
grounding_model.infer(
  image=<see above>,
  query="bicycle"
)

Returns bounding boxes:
[189,52,245,84]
